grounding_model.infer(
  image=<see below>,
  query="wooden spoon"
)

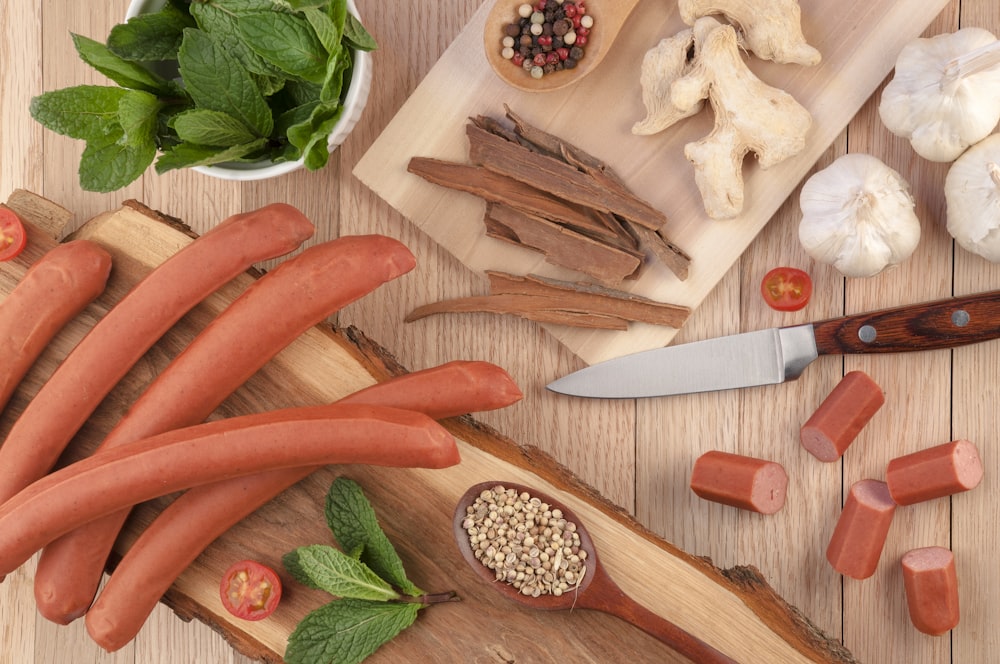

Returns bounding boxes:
[482,0,642,93]
[454,481,738,663]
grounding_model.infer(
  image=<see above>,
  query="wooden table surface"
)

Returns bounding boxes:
[1,1,999,663]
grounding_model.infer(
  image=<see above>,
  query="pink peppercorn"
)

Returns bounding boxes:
[537,34,552,47]
[575,34,588,46]
[556,47,569,60]
[512,52,525,66]
[563,4,577,18]
[532,53,547,66]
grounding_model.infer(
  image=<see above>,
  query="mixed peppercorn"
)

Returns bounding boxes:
[499,0,593,80]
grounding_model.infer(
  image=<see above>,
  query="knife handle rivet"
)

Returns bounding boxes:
[858,324,877,343]
[952,310,970,327]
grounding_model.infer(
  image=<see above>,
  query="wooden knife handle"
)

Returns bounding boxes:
[812,290,1000,355]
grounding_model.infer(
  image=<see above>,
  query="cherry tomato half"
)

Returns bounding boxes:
[0,206,27,262]
[220,560,282,621]
[760,267,813,312]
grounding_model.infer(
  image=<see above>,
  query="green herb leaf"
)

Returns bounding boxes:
[72,33,179,96]
[320,48,350,104]
[171,108,258,146]
[302,6,344,55]
[283,545,400,601]
[342,14,377,52]
[29,85,128,141]
[177,28,273,138]
[154,138,268,173]
[117,89,163,147]
[238,10,328,84]
[286,101,342,170]
[107,3,195,62]
[189,1,288,79]
[325,478,423,597]
[79,129,156,193]
[283,599,419,664]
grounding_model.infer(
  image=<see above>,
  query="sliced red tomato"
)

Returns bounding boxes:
[0,206,27,262]
[760,267,813,312]
[220,560,282,621]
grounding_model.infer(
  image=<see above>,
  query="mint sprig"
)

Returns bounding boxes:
[29,0,377,192]
[282,477,457,664]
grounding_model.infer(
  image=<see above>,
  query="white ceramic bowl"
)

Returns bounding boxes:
[125,0,372,181]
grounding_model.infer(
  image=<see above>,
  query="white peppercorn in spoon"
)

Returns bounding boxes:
[454,481,737,663]
[483,0,641,92]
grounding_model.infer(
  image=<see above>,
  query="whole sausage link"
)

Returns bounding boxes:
[86,360,521,652]
[0,240,112,413]
[0,204,314,507]
[0,404,458,579]
[33,233,416,624]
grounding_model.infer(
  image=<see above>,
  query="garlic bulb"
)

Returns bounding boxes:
[798,154,921,278]
[945,132,1000,261]
[879,28,1000,162]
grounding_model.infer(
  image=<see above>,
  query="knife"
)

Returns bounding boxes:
[546,290,1000,399]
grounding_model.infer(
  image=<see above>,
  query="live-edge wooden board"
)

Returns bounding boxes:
[354,0,953,365]
[0,190,855,663]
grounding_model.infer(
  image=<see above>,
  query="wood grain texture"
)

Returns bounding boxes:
[1,0,998,662]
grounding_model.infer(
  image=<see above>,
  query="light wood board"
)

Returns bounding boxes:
[354,0,953,365]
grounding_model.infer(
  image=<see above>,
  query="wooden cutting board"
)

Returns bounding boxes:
[354,0,952,365]
[0,189,857,663]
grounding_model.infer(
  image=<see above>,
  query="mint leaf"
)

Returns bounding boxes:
[283,545,399,601]
[238,10,328,84]
[325,478,423,597]
[189,2,288,79]
[342,14,377,52]
[79,129,155,192]
[302,6,344,55]
[107,3,195,61]
[320,48,350,104]
[117,90,163,147]
[73,33,179,96]
[283,599,419,664]
[154,138,268,172]
[29,85,127,141]
[177,28,273,138]
[289,102,342,170]
[171,108,257,146]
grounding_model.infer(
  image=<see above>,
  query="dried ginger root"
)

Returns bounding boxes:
[678,0,821,66]
[634,17,812,219]
[632,19,718,135]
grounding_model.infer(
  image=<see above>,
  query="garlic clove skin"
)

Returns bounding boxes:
[879,28,1000,163]
[798,153,921,278]
[945,132,1000,262]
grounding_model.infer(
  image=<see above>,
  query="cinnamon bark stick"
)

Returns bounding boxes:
[484,204,642,286]
[466,122,667,231]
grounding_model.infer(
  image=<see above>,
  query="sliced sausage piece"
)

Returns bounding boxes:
[886,439,984,506]
[0,404,458,579]
[690,451,788,514]
[825,479,896,579]
[86,360,522,652]
[0,240,112,413]
[800,371,884,462]
[901,546,960,636]
[0,204,314,507]
[33,234,415,624]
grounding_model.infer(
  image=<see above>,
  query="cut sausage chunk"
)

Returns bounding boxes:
[826,479,896,579]
[886,439,984,506]
[690,451,788,514]
[800,371,884,462]
[901,546,959,636]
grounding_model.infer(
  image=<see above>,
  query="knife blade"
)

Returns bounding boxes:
[546,290,1000,399]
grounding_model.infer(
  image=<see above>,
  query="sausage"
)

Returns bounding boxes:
[0,240,112,413]
[886,439,984,506]
[0,204,314,507]
[901,546,960,636]
[0,404,458,579]
[689,450,788,514]
[800,371,884,462]
[86,360,521,652]
[33,234,415,624]
[825,479,896,579]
